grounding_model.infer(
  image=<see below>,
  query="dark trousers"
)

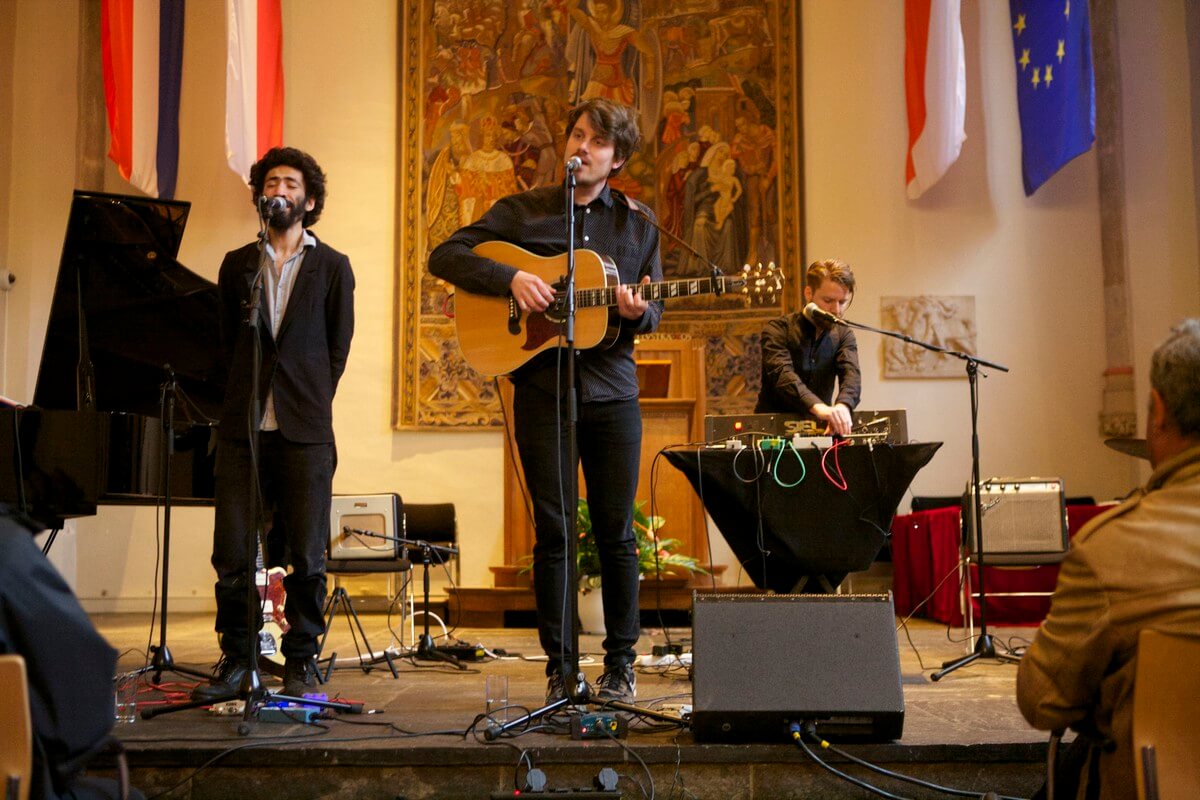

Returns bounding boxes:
[211,432,335,660]
[513,384,642,676]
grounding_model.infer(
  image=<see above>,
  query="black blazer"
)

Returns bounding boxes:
[217,237,355,444]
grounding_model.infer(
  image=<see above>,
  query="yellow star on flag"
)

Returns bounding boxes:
[1057,40,1065,62]
[1019,48,1031,71]
[1014,13,1027,35]
[1044,64,1054,87]
[1031,67,1041,89]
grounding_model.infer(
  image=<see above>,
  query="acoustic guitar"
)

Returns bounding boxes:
[453,240,784,376]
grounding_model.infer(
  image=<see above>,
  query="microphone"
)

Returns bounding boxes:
[803,302,842,326]
[259,195,288,215]
[565,156,582,172]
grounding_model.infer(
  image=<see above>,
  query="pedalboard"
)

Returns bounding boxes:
[569,712,628,740]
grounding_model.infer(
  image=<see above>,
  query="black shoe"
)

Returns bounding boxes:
[545,671,566,704]
[190,655,249,702]
[596,663,636,705]
[283,657,320,697]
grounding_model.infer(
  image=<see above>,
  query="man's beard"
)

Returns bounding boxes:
[267,197,307,230]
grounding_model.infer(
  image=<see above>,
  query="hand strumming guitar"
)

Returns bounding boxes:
[511,270,556,313]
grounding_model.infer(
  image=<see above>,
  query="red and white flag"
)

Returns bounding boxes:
[225,0,284,183]
[904,0,966,199]
[101,0,185,199]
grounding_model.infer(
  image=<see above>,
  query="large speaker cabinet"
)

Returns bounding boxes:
[691,593,904,743]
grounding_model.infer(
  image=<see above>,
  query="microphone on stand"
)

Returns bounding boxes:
[258,195,288,216]
[565,156,582,172]
[803,302,843,327]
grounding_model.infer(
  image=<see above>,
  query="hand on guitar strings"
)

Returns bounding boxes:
[615,275,651,320]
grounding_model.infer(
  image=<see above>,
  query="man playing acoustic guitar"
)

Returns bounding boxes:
[429,98,661,706]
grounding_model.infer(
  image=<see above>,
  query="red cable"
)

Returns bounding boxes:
[821,439,849,490]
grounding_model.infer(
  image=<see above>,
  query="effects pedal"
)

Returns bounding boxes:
[433,643,487,661]
[259,704,321,724]
[652,643,684,656]
[569,712,628,740]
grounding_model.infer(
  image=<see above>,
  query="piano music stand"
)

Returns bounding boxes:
[137,367,211,683]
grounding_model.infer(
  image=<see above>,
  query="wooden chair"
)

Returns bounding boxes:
[0,654,31,800]
[1133,629,1200,800]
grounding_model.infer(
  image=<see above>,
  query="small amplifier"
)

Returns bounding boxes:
[329,493,402,560]
[964,478,1068,565]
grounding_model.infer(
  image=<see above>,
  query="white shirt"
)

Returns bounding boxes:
[260,229,316,431]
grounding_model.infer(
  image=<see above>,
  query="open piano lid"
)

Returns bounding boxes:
[33,190,225,420]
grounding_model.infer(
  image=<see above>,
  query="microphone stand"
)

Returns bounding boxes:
[814,311,1014,678]
[144,203,358,726]
[339,527,462,668]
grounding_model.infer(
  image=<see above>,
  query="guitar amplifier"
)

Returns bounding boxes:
[964,478,1068,565]
[329,493,403,560]
[704,409,908,445]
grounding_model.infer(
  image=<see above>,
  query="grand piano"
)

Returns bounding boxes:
[1,190,225,527]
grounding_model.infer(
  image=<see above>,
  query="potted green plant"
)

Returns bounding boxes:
[519,498,707,632]
[574,498,707,593]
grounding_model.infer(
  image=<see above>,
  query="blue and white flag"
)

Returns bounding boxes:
[1009,0,1095,195]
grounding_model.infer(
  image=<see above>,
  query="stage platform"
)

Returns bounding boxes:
[94,611,1051,799]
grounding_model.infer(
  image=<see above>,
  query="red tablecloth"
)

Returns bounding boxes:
[891,504,1110,626]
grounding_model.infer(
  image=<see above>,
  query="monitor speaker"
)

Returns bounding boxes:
[964,478,1068,565]
[691,593,903,743]
[329,493,402,560]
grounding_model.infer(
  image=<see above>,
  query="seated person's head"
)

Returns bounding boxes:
[1147,318,1200,466]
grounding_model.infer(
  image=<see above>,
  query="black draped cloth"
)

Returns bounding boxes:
[665,442,941,593]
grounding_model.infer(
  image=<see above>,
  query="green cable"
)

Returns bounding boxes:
[772,441,806,488]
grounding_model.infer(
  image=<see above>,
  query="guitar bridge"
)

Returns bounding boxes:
[506,296,522,335]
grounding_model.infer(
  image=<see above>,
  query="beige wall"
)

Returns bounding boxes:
[1,0,1196,609]
[1118,0,1200,455]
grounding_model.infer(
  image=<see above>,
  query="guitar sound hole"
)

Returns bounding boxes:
[543,300,567,324]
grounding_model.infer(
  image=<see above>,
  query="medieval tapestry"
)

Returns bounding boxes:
[395,0,802,428]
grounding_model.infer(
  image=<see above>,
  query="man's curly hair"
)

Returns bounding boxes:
[248,147,327,227]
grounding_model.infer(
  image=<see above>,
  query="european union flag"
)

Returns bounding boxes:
[1010,0,1096,195]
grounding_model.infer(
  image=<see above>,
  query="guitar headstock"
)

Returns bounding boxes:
[740,262,785,306]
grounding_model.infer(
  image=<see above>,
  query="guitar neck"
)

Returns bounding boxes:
[576,275,740,308]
